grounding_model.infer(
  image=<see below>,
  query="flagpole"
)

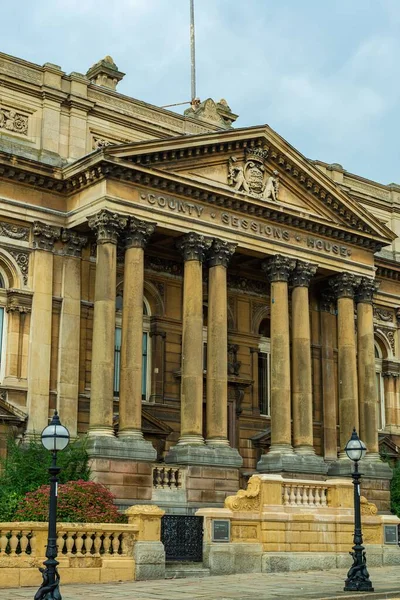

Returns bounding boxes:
[190,0,196,102]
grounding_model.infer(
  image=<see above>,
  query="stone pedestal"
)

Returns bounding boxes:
[257,451,328,475]
[165,444,242,467]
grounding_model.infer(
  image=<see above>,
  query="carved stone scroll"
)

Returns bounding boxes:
[176,232,211,263]
[329,272,361,300]
[61,230,88,257]
[262,254,296,283]
[291,261,318,288]
[224,475,261,512]
[32,222,61,252]
[355,277,379,304]
[8,250,29,285]
[0,222,29,241]
[208,239,236,268]
[125,217,156,250]
[0,107,28,135]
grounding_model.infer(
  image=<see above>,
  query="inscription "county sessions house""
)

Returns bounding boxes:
[140,192,352,258]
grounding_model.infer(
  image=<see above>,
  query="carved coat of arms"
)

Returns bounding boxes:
[228,147,279,201]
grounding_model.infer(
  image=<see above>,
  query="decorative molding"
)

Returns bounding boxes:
[8,250,29,285]
[360,496,378,516]
[373,305,393,323]
[228,344,241,376]
[125,217,156,249]
[320,289,335,313]
[329,272,361,300]
[224,475,261,511]
[0,107,28,136]
[176,232,211,263]
[291,260,318,288]
[355,277,379,304]
[262,254,296,283]
[208,239,236,268]
[144,255,183,277]
[87,209,127,245]
[228,275,267,296]
[61,229,87,257]
[6,289,33,313]
[32,221,61,252]
[0,222,29,241]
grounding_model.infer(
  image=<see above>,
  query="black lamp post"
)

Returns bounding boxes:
[343,427,374,593]
[34,411,70,600]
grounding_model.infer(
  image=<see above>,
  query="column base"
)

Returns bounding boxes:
[257,449,328,475]
[205,437,230,447]
[328,455,393,479]
[88,426,115,438]
[176,434,205,446]
[86,435,156,462]
[165,444,243,467]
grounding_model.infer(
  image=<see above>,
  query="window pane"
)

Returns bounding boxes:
[114,327,121,396]
[142,332,148,399]
[258,352,270,416]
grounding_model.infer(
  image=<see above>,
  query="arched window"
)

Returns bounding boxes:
[258,318,271,416]
[375,339,385,430]
[0,269,8,381]
[114,295,151,401]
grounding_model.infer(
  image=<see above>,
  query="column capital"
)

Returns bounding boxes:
[262,254,296,283]
[329,272,361,300]
[177,232,212,262]
[32,221,61,251]
[355,277,379,304]
[291,260,318,288]
[125,217,156,249]
[320,289,335,313]
[208,239,237,268]
[61,229,88,257]
[87,209,127,245]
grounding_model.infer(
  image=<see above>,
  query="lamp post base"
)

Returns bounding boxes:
[344,550,374,593]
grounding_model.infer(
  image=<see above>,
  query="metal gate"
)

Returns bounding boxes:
[161,515,203,562]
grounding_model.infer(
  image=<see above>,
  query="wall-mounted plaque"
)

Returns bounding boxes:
[212,519,230,543]
[384,525,398,545]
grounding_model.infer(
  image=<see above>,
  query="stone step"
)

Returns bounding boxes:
[165,562,210,579]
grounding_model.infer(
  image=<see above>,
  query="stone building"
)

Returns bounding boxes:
[0,51,399,513]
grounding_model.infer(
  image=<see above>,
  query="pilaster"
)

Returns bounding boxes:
[26,222,60,435]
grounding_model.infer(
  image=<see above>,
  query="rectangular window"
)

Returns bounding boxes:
[114,327,148,400]
[114,326,122,396]
[258,351,271,416]
[376,371,385,430]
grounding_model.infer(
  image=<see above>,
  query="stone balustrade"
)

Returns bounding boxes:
[152,466,182,489]
[196,474,400,576]
[0,504,166,588]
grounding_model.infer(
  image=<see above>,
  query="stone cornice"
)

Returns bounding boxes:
[6,288,33,313]
[208,239,236,268]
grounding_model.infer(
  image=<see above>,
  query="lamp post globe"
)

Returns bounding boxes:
[343,427,374,593]
[35,411,70,600]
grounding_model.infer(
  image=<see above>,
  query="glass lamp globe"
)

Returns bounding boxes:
[345,428,367,462]
[41,411,70,452]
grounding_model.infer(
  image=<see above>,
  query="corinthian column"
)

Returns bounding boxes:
[262,255,295,453]
[206,239,236,446]
[175,233,210,446]
[119,217,155,444]
[355,277,380,458]
[291,261,317,454]
[87,209,127,438]
[330,273,360,453]
[26,222,60,436]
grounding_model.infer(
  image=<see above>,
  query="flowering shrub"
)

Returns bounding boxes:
[15,480,126,523]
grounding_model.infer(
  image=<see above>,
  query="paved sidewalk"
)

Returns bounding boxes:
[2,567,400,600]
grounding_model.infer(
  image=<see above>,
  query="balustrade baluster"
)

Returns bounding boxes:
[111,532,120,554]
[30,532,36,556]
[65,531,75,556]
[160,468,165,488]
[93,532,102,556]
[103,532,111,554]
[289,485,296,506]
[120,533,128,555]
[56,532,65,554]
[75,532,84,556]
[152,467,158,487]
[0,530,8,554]
[175,469,181,488]
[321,487,328,507]
[314,487,321,507]
[283,485,289,506]
[308,487,315,506]
[295,486,302,505]
[84,532,94,555]
[20,531,29,554]
[302,486,309,506]
[9,531,19,556]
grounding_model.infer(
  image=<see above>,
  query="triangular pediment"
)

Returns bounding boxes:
[103,126,395,248]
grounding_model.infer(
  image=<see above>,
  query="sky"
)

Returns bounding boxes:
[1,0,399,185]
